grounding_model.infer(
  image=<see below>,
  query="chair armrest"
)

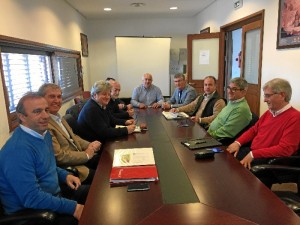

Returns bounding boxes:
[267,156,300,166]
[251,164,300,175]
[65,166,79,177]
[0,209,56,224]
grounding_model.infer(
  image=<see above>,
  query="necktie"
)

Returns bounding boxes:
[178,90,183,104]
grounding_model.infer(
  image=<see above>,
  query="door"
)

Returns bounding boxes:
[222,10,264,116]
[241,20,263,116]
[187,33,225,96]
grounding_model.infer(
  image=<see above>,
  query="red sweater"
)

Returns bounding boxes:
[237,107,300,158]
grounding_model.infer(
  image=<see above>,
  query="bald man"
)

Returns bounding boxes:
[131,73,164,109]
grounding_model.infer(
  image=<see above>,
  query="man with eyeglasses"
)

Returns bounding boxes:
[170,76,226,128]
[162,73,197,109]
[207,77,252,140]
[227,78,300,173]
[131,73,164,109]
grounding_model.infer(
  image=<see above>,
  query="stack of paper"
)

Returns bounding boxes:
[162,111,189,120]
[109,148,159,186]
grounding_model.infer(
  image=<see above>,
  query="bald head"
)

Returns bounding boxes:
[142,73,153,88]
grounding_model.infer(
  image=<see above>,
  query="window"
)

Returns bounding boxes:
[1,52,52,112]
[0,35,83,131]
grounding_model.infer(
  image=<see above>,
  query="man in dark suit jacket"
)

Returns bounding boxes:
[38,84,101,184]
[107,80,134,119]
[77,80,136,143]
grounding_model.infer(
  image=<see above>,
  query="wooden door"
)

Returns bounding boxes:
[241,20,263,116]
[187,33,225,96]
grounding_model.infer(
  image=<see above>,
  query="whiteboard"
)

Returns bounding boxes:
[116,37,171,97]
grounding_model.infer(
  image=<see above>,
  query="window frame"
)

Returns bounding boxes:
[0,35,83,131]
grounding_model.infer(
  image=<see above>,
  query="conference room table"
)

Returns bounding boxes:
[79,108,300,225]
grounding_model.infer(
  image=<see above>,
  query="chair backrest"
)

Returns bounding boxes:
[63,114,80,135]
[65,103,85,120]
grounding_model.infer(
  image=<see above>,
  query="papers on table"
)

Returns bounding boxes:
[162,111,189,120]
[110,148,159,186]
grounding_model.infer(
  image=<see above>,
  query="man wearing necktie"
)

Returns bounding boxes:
[162,73,197,109]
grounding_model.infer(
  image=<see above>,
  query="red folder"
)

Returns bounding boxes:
[109,165,159,186]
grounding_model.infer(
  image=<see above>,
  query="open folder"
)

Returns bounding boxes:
[181,137,222,150]
[110,148,159,186]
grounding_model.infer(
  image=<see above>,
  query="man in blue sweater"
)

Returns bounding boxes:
[0,92,88,224]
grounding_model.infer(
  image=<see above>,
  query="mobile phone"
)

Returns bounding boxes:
[206,147,223,153]
[127,183,150,192]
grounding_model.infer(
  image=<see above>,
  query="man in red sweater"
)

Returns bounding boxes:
[227,78,300,169]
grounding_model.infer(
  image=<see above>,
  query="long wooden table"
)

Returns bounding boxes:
[79,108,300,225]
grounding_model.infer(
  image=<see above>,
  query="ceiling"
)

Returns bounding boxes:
[64,0,216,20]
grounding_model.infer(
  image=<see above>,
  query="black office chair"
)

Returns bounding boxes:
[251,154,300,215]
[0,201,57,225]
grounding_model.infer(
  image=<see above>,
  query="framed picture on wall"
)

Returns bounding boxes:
[200,27,210,34]
[277,0,300,49]
[80,33,89,57]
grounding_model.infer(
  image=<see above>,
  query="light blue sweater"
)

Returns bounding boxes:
[0,127,76,215]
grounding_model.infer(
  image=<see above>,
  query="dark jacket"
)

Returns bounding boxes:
[107,98,130,119]
[77,99,128,142]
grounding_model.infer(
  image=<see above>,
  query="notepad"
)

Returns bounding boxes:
[181,137,222,150]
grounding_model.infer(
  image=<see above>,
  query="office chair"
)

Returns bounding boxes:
[0,201,57,225]
[251,154,300,215]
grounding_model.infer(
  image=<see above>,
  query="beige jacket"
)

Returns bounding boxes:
[48,117,90,181]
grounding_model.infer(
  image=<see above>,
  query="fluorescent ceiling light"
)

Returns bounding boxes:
[170,7,178,10]
[104,8,112,11]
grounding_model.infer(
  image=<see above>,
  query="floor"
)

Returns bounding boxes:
[272,183,297,192]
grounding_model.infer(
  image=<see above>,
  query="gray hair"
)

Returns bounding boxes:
[16,92,44,123]
[263,78,292,102]
[230,77,248,90]
[91,80,111,96]
[37,83,61,97]
[174,73,185,80]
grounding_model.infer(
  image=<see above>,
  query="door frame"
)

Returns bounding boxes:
[220,10,265,116]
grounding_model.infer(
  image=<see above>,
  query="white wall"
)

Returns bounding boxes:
[87,18,195,96]
[0,0,87,147]
[195,0,300,115]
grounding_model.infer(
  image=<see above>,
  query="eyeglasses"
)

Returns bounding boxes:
[226,86,242,93]
[263,93,278,98]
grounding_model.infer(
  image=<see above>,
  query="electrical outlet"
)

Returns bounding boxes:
[234,0,243,9]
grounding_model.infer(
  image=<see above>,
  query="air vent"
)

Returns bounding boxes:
[130,3,146,7]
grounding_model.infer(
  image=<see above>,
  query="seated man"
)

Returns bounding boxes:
[227,78,300,171]
[77,80,136,143]
[162,73,197,109]
[107,80,134,119]
[207,77,252,140]
[131,73,164,109]
[170,76,226,128]
[0,92,87,225]
[38,84,101,185]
